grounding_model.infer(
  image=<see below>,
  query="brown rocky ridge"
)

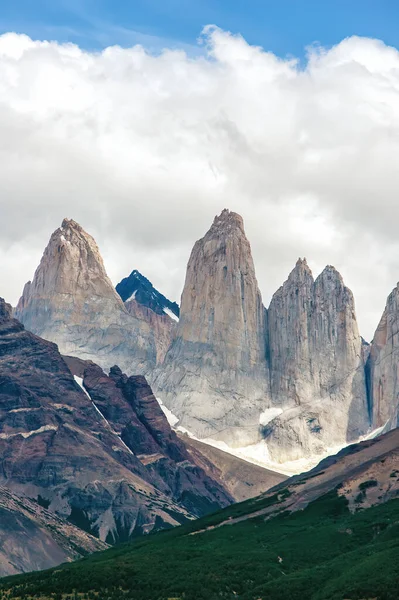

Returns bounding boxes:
[0,298,232,574]
[0,486,108,577]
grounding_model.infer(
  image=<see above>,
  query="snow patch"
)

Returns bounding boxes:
[259,407,283,426]
[91,400,134,456]
[200,420,393,477]
[157,397,179,427]
[364,420,389,440]
[163,307,179,322]
[126,290,137,302]
[74,376,91,399]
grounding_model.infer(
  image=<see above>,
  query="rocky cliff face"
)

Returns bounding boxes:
[11,212,376,470]
[154,209,270,445]
[124,300,175,364]
[14,219,158,374]
[264,261,369,462]
[0,298,232,568]
[367,284,399,432]
[118,270,179,364]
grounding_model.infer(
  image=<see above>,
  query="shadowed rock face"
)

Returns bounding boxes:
[115,269,179,364]
[14,219,158,374]
[367,284,399,431]
[154,209,270,445]
[0,486,108,577]
[265,261,369,462]
[116,270,179,318]
[0,299,232,568]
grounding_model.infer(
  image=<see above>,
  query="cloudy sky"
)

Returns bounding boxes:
[2,2,399,340]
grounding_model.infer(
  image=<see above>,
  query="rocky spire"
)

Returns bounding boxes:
[154,209,270,445]
[367,283,399,430]
[15,219,157,374]
[265,261,369,462]
[268,258,314,406]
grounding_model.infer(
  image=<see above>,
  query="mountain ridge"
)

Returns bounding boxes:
[11,210,399,471]
[1,427,397,599]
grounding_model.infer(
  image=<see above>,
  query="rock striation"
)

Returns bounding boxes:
[154,209,270,445]
[367,284,399,432]
[14,219,159,374]
[264,261,369,462]
[0,298,232,569]
[124,300,176,364]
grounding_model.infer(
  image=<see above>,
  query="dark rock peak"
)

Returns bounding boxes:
[116,270,179,318]
[0,298,12,321]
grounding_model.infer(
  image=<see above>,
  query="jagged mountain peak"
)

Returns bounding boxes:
[295,256,308,267]
[116,270,179,319]
[14,220,165,374]
[61,217,83,231]
[17,218,120,301]
[316,264,344,284]
[153,209,270,443]
[271,258,313,301]
[292,256,313,277]
[208,208,245,237]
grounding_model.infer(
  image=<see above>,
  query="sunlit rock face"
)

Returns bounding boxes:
[264,261,369,462]
[12,211,376,469]
[367,283,399,432]
[154,209,270,446]
[14,218,158,374]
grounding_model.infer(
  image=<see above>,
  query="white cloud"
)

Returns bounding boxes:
[1,28,399,340]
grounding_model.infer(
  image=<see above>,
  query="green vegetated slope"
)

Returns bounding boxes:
[1,489,398,600]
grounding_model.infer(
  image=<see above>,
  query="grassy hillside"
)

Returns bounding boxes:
[1,487,398,600]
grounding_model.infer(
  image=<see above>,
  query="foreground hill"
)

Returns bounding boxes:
[0,487,107,577]
[0,298,231,574]
[2,429,398,600]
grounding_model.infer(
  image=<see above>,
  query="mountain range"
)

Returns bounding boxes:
[0,210,399,584]
[13,209,399,471]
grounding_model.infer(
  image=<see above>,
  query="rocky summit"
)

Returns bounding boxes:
[154,210,371,465]
[14,219,158,374]
[0,298,232,573]
[154,209,270,446]
[265,260,369,462]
